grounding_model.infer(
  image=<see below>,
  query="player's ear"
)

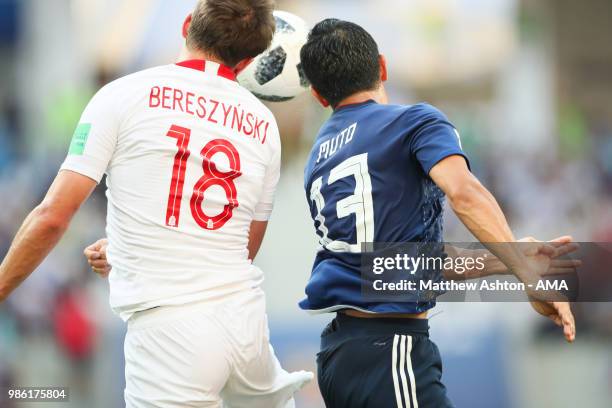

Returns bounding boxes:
[233,58,254,76]
[379,54,388,82]
[310,87,330,108]
[182,14,193,39]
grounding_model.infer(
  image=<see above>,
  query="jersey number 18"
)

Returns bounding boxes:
[164,124,241,230]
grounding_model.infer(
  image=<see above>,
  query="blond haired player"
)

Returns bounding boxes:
[0,1,312,406]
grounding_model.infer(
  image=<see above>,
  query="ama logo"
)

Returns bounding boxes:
[536,280,569,290]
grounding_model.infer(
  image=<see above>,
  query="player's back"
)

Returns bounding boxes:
[62,61,281,319]
[300,100,467,313]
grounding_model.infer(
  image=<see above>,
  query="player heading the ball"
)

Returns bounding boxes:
[298,18,576,408]
[0,1,312,407]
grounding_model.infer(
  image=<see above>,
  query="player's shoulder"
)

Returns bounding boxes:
[239,85,276,119]
[99,65,171,93]
[90,65,170,105]
[369,103,453,139]
[397,102,450,122]
[241,88,281,146]
[355,101,449,123]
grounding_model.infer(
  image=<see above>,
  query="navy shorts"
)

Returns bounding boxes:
[317,313,453,408]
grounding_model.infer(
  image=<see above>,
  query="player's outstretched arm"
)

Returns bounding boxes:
[0,170,96,301]
[443,236,581,280]
[431,156,543,281]
[430,155,576,342]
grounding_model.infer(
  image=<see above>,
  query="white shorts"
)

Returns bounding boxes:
[123,288,313,408]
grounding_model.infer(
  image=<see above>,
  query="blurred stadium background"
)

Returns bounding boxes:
[0,0,611,407]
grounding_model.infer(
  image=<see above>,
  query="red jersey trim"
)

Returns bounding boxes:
[176,60,237,82]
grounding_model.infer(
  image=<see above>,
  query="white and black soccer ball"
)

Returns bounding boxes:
[238,10,310,102]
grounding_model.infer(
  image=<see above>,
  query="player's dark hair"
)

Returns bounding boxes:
[300,19,381,108]
[187,0,276,67]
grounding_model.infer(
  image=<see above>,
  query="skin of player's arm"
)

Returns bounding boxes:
[248,220,268,261]
[84,238,111,277]
[431,155,576,342]
[443,237,580,281]
[0,170,97,301]
[429,156,536,284]
[443,246,522,280]
[442,246,492,280]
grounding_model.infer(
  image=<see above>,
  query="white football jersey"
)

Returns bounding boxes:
[61,60,281,320]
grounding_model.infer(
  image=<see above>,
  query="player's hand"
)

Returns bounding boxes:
[489,236,581,276]
[529,300,576,343]
[84,238,111,278]
[519,236,577,343]
[519,235,581,275]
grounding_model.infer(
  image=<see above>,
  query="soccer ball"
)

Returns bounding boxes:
[238,11,310,102]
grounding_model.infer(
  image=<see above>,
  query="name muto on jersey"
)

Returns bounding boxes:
[317,123,357,163]
[149,85,271,144]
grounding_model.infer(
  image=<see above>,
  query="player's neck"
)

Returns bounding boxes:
[177,46,229,68]
[335,87,388,110]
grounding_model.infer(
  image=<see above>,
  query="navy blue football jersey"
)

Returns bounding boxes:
[299,101,469,314]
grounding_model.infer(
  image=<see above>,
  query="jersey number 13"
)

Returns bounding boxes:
[310,153,375,253]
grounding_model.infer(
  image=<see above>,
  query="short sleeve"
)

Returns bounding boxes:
[60,85,119,183]
[408,104,470,175]
[252,127,281,221]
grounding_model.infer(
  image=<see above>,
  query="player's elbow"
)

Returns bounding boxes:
[0,282,9,302]
[446,177,485,213]
[32,204,71,234]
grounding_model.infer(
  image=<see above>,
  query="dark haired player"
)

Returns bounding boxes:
[0,1,312,406]
[299,19,576,407]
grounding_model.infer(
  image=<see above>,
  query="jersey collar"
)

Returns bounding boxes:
[334,99,377,112]
[176,59,237,82]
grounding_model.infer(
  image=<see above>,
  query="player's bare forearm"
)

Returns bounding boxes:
[0,171,96,301]
[0,206,68,300]
[443,238,580,281]
[431,157,576,342]
[442,247,499,280]
[450,185,539,285]
[248,220,268,261]
[430,156,535,284]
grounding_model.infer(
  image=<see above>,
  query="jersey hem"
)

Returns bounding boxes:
[301,303,436,315]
